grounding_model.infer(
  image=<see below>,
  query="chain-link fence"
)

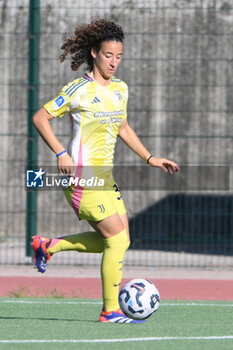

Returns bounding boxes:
[1,0,233,268]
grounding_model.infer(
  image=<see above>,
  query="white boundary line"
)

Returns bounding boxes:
[0,336,233,343]
[162,303,233,307]
[0,300,102,305]
[1,300,233,307]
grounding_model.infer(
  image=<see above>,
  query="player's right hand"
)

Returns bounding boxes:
[57,153,75,177]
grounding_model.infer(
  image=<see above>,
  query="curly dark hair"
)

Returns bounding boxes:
[60,18,124,71]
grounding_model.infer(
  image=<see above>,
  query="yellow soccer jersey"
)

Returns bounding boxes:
[44,73,128,168]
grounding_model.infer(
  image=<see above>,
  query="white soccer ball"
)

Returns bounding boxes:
[119,278,160,320]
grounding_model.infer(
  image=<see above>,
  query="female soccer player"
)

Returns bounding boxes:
[32,18,179,323]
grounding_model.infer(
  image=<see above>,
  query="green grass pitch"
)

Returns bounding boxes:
[0,299,232,350]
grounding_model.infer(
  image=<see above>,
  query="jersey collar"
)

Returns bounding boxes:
[83,72,116,85]
[83,73,94,82]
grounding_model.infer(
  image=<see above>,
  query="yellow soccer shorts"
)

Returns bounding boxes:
[63,182,126,221]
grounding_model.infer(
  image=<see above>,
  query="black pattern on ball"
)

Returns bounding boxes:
[119,289,130,303]
[150,293,160,308]
[130,282,145,307]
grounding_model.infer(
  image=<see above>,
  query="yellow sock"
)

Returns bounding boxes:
[101,229,130,312]
[47,231,104,254]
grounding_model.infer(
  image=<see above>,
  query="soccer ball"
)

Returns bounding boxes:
[119,278,160,320]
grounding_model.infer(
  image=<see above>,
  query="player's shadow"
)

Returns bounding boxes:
[129,194,233,255]
[0,316,95,323]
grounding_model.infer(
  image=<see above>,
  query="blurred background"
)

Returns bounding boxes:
[0,0,232,268]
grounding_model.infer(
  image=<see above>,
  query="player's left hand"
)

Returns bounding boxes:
[148,157,180,174]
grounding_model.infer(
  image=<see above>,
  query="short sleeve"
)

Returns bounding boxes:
[123,83,129,121]
[44,81,78,118]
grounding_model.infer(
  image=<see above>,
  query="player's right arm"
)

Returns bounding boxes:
[32,107,75,175]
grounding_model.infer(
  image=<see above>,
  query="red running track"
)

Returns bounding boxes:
[0,277,232,300]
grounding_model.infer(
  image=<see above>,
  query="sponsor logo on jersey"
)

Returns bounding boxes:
[94,110,124,118]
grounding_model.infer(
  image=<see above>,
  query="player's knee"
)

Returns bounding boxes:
[104,229,130,251]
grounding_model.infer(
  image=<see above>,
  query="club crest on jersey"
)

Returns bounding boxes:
[53,96,65,109]
[113,91,122,108]
[114,91,122,101]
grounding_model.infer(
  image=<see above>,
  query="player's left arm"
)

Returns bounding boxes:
[118,120,180,174]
